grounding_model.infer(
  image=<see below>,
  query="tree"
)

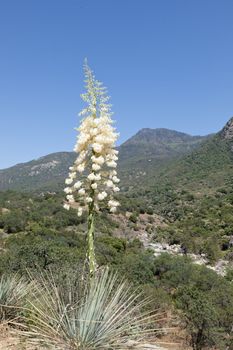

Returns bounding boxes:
[64,61,120,274]
[176,286,221,350]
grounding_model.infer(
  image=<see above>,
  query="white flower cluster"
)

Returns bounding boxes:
[64,62,120,215]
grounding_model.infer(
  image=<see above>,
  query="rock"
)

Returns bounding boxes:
[220,117,233,140]
[125,340,167,349]
[0,208,10,214]
[136,345,166,349]
[229,235,233,247]
[144,238,230,276]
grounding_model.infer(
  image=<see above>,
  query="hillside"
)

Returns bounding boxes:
[0,129,208,192]
[124,117,233,262]
[137,117,233,205]
[0,189,233,350]
[120,127,207,164]
[0,152,76,192]
[1,119,233,260]
[0,119,232,263]
[0,119,233,350]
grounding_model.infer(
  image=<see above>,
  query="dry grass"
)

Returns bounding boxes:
[0,326,191,350]
[0,325,37,350]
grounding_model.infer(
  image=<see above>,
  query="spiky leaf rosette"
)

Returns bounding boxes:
[64,62,120,216]
[0,274,32,322]
[18,268,158,349]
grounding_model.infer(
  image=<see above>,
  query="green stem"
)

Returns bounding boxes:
[86,112,97,276]
[87,198,96,276]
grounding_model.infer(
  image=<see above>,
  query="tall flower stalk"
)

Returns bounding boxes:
[64,61,120,275]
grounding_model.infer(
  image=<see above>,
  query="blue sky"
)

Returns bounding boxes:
[1,0,233,169]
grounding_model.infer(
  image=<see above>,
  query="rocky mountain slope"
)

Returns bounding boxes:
[0,152,76,192]
[144,117,233,197]
[125,117,233,263]
[120,127,208,164]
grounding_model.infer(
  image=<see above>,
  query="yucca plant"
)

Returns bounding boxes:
[63,61,121,275]
[0,274,31,323]
[14,64,163,349]
[19,268,158,349]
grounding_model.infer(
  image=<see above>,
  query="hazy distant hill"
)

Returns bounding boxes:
[0,128,208,192]
[0,152,76,191]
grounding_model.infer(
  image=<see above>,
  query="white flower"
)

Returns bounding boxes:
[92,118,100,127]
[64,187,72,194]
[88,173,96,181]
[74,181,82,189]
[64,62,120,215]
[65,178,73,185]
[88,173,101,181]
[77,133,90,148]
[63,203,70,210]
[106,180,114,188]
[110,207,117,213]
[77,164,85,173]
[108,200,120,208]
[106,154,118,161]
[75,151,87,164]
[94,135,106,143]
[95,173,101,181]
[78,188,85,196]
[92,163,101,171]
[106,160,117,168]
[112,176,120,183]
[97,191,107,201]
[69,172,76,179]
[110,170,117,176]
[92,143,103,153]
[90,128,98,136]
[77,207,83,217]
[113,186,120,192]
[91,155,105,165]
[67,195,75,203]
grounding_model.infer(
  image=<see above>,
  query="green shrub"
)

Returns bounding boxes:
[129,212,138,223]
[146,207,153,215]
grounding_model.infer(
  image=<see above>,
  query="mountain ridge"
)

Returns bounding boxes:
[122,127,208,145]
[0,127,210,192]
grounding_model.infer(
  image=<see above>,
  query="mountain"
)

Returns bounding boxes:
[155,117,233,192]
[119,128,208,165]
[126,117,233,260]
[118,128,210,189]
[0,128,208,192]
[131,117,233,214]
